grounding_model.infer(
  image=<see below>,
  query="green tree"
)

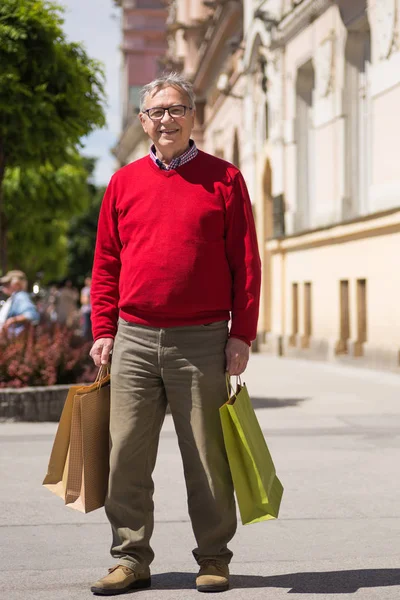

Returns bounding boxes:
[0,0,106,271]
[66,158,105,287]
[2,152,91,281]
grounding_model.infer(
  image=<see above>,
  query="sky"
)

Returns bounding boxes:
[59,0,121,186]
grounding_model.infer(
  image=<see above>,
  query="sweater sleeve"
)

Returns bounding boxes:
[91,177,122,341]
[224,171,262,346]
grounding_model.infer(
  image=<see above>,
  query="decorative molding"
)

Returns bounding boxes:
[267,50,284,139]
[370,50,400,97]
[266,206,400,253]
[192,1,242,92]
[242,20,270,70]
[315,32,335,98]
[373,0,397,61]
[270,0,334,49]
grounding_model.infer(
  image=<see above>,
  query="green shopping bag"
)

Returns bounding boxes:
[220,376,284,525]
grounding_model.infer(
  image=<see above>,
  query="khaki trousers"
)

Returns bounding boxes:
[105,319,237,570]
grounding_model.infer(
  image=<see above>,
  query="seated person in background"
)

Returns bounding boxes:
[80,276,92,340]
[0,270,40,335]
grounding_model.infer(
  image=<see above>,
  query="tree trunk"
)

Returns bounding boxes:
[0,146,7,274]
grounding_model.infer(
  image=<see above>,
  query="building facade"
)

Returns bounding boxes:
[112,0,168,166]
[120,0,400,372]
[164,0,245,153]
[169,0,400,371]
[242,0,400,371]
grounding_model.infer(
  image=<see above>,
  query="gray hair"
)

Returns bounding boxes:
[139,72,196,111]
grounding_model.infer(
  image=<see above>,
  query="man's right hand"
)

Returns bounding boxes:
[89,337,114,367]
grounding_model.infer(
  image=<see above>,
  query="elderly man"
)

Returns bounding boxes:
[89,72,261,595]
[0,270,39,334]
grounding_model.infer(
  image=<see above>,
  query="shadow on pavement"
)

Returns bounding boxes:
[250,396,308,409]
[151,569,400,594]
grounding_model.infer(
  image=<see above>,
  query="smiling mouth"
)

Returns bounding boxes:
[159,129,179,134]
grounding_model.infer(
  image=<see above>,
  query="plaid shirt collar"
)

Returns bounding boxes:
[150,139,198,170]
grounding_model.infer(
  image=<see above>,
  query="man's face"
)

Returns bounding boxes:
[9,279,24,294]
[139,85,195,157]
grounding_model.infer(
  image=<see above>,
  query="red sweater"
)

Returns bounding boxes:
[91,150,261,345]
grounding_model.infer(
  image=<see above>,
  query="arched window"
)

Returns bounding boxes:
[343,27,371,219]
[295,59,315,231]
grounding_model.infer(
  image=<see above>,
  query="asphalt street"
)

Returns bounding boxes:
[1,354,400,600]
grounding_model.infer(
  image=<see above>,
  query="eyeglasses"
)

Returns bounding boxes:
[143,105,193,121]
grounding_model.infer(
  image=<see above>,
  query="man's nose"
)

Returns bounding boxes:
[160,109,173,124]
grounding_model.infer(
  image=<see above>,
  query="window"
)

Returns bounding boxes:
[336,280,350,354]
[302,282,312,348]
[355,279,367,356]
[232,130,240,168]
[343,29,371,219]
[272,194,285,238]
[290,283,299,346]
[295,60,315,232]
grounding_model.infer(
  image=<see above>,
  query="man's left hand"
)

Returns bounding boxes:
[225,337,250,376]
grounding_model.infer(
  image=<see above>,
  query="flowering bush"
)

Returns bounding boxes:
[0,324,96,388]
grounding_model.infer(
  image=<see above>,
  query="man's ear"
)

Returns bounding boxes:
[139,112,147,133]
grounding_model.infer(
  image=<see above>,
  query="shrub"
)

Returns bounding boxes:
[0,324,96,388]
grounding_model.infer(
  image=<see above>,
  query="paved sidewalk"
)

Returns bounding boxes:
[1,354,400,599]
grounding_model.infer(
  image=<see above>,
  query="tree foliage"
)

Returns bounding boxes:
[0,0,106,167]
[0,0,106,270]
[2,153,91,281]
[66,163,104,287]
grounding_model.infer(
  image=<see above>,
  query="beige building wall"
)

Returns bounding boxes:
[251,0,400,372]
[372,87,400,210]
[368,0,400,215]
[271,213,400,367]
[203,93,244,163]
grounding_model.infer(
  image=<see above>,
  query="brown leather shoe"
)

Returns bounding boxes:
[196,560,229,593]
[90,564,151,596]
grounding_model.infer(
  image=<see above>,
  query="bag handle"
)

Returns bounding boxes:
[94,363,110,390]
[225,373,242,399]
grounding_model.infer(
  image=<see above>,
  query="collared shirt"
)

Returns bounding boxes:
[8,291,40,324]
[149,139,198,170]
[2,290,40,335]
